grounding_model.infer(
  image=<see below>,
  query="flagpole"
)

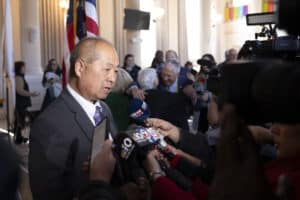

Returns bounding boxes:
[5,73,11,144]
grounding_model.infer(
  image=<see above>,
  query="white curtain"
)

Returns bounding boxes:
[114,0,126,65]
[0,1,3,25]
[185,0,202,64]
[178,0,188,65]
[152,0,189,66]
[39,0,66,70]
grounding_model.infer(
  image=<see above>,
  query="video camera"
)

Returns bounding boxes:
[219,0,300,124]
[238,12,300,61]
[239,0,300,61]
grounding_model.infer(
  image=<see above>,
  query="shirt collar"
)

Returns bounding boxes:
[67,84,102,126]
[168,78,178,93]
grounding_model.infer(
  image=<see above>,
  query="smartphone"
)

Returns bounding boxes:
[90,117,107,167]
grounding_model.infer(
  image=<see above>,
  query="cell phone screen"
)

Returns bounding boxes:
[90,117,107,168]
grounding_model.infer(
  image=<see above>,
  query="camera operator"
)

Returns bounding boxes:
[210,105,300,200]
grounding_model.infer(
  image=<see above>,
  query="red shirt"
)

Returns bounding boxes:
[152,157,300,200]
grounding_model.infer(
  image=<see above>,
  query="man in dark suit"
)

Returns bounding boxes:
[29,37,119,200]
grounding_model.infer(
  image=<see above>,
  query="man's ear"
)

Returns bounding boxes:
[74,60,85,78]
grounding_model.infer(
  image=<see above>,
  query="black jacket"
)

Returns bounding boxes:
[79,181,126,200]
[145,89,193,130]
[15,75,31,110]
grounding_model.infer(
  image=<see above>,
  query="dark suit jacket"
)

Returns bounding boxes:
[29,89,117,200]
[145,89,193,130]
[0,136,20,200]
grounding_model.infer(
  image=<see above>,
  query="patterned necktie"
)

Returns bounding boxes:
[93,106,102,126]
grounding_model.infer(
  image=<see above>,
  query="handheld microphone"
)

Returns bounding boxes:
[128,98,151,125]
[113,133,136,160]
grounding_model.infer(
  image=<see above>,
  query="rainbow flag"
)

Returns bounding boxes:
[262,0,276,12]
[224,4,248,22]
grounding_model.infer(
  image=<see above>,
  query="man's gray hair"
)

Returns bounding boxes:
[163,60,181,74]
[137,68,158,90]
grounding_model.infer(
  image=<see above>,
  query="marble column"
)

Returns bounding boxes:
[20,0,42,75]
[125,0,141,66]
[19,0,44,111]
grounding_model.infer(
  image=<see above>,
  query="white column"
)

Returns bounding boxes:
[20,0,42,75]
[140,0,157,68]
[125,0,142,66]
[20,0,44,111]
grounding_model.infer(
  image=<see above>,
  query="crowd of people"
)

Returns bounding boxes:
[2,36,299,200]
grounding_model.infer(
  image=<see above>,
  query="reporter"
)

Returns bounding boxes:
[147,118,215,183]
[143,150,209,200]
[146,118,213,162]
[211,105,300,200]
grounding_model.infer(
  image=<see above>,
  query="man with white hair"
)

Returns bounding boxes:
[159,60,187,93]
[137,68,159,90]
[165,50,189,82]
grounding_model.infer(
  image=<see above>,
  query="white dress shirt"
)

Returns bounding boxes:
[67,84,102,126]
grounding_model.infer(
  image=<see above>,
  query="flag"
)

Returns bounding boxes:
[2,0,15,125]
[62,0,99,86]
[262,0,275,12]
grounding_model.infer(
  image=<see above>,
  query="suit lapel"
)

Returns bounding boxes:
[61,90,94,141]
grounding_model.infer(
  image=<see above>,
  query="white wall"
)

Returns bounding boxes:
[214,0,263,62]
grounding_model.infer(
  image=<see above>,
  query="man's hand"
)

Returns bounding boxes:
[146,118,180,144]
[131,88,146,100]
[248,125,274,144]
[89,140,116,183]
[31,91,40,97]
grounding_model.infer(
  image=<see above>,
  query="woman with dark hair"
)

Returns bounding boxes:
[194,54,218,133]
[122,54,141,81]
[41,58,62,111]
[14,61,39,144]
[151,50,164,73]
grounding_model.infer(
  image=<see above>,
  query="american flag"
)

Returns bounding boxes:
[62,0,99,86]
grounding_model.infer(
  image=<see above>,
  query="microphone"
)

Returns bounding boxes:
[112,133,146,184]
[128,98,150,125]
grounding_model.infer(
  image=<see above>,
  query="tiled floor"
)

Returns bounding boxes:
[0,119,33,200]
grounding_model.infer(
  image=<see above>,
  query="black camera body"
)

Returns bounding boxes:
[219,60,300,124]
[238,37,300,61]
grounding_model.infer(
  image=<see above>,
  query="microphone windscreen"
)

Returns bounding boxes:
[128,98,150,123]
